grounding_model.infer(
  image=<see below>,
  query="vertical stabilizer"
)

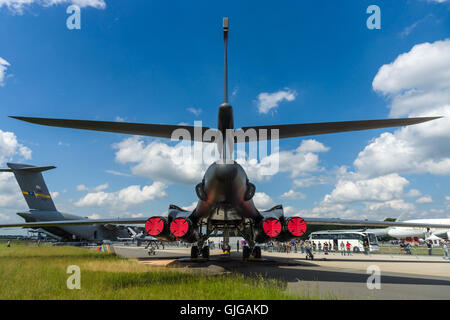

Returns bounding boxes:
[223,17,229,104]
[397,212,410,222]
[0,163,57,211]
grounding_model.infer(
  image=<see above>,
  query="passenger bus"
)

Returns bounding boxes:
[309,230,379,253]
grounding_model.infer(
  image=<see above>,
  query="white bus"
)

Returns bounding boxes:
[309,230,379,253]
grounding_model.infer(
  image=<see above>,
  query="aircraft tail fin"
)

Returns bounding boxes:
[396,212,410,222]
[0,163,57,211]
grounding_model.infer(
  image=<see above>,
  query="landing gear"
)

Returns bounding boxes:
[243,246,251,260]
[243,245,262,260]
[253,246,261,259]
[191,244,210,260]
[201,246,210,259]
[191,245,200,259]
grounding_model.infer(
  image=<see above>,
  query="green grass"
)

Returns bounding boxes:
[376,245,445,256]
[0,242,300,300]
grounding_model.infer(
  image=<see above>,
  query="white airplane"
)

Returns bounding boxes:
[370,216,450,240]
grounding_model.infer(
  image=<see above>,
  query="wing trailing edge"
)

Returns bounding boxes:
[10,117,215,142]
[11,116,441,142]
[240,117,441,140]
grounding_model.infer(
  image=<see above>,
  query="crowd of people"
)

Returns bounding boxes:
[261,240,360,259]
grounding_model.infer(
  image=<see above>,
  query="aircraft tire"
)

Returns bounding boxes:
[353,247,360,253]
[253,246,261,259]
[191,246,199,259]
[202,246,210,259]
[243,246,250,260]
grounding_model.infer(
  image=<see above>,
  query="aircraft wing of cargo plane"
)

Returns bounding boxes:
[1,18,444,259]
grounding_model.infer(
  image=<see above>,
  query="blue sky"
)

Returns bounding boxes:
[1,0,450,234]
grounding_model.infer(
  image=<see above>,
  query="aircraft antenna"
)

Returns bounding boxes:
[223,17,229,103]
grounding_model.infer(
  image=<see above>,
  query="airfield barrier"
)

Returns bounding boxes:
[99,243,117,255]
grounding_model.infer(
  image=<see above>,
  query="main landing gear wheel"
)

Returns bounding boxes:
[191,246,200,259]
[243,246,251,260]
[201,246,210,259]
[253,246,261,259]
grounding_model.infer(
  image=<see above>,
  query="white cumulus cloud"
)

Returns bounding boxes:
[279,189,306,200]
[0,130,31,164]
[356,39,450,177]
[0,0,106,14]
[256,88,296,114]
[0,57,10,86]
[75,182,167,208]
[252,192,274,209]
[416,195,433,204]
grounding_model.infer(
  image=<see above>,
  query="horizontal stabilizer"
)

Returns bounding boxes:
[0,164,56,173]
[11,116,214,142]
[2,163,57,211]
[240,117,441,140]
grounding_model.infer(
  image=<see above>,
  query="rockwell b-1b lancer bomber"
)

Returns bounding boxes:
[2,18,449,260]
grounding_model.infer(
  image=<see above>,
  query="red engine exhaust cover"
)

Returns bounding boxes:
[170,217,190,238]
[263,218,282,238]
[145,217,165,236]
[287,217,307,236]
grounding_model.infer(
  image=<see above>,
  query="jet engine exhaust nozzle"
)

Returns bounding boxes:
[170,217,190,238]
[286,217,307,237]
[262,218,282,238]
[145,216,167,236]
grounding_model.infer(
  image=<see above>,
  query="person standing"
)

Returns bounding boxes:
[404,242,411,255]
[346,241,352,256]
[427,240,433,256]
[442,241,448,260]
[236,240,239,252]
[363,239,369,255]
[305,241,314,260]
[340,241,345,256]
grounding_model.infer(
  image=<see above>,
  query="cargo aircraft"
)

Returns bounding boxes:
[2,18,449,260]
[0,162,133,242]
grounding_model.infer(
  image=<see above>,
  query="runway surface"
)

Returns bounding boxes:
[114,246,450,300]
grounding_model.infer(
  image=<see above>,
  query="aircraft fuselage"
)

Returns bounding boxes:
[194,161,259,223]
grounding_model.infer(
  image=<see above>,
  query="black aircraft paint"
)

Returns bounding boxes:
[5,18,442,260]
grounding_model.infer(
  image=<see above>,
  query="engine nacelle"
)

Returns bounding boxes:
[145,216,172,241]
[276,216,308,242]
[254,205,308,242]
[254,205,284,242]
[145,215,200,243]
[286,216,307,237]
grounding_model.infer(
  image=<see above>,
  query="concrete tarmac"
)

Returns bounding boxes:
[114,246,450,300]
